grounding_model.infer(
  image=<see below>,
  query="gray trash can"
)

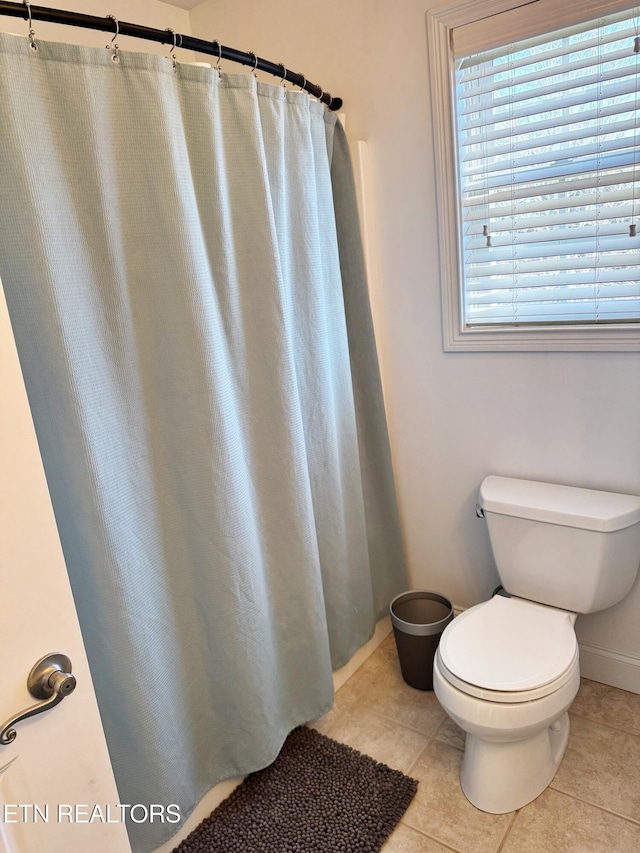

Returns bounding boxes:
[389,591,454,691]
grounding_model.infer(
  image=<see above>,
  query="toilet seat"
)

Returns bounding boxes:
[437,595,578,703]
[436,648,579,703]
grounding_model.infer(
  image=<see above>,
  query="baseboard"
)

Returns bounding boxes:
[578,641,640,694]
[332,615,392,691]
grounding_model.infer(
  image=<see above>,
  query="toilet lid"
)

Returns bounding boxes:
[438,596,577,693]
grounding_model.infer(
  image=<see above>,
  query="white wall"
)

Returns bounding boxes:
[190,0,640,690]
[0,0,191,54]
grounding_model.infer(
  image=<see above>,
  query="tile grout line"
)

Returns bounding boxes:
[404,713,463,777]
[363,706,433,735]
[405,740,428,778]
[396,821,466,853]
[569,709,640,740]
[547,784,640,827]
[321,703,438,778]
[494,810,520,853]
[369,705,449,740]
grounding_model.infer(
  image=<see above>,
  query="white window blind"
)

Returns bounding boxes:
[456,8,640,327]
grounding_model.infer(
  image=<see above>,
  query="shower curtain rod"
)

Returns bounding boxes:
[0,1,343,110]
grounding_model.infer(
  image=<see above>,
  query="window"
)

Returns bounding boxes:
[427,0,640,350]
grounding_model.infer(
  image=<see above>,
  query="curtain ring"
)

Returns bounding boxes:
[297,73,307,93]
[106,15,120,63]
[22,1,37,51]
[248,51,258,77]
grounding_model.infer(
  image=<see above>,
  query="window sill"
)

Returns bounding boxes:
[444,322,640,352]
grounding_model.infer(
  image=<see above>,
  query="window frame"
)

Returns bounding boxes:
[427,0,640,351]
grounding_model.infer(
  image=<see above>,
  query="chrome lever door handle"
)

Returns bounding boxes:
[0,654,76,746]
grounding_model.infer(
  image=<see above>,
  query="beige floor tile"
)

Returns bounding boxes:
[367,633,448,735]
[308,648,387,734]
[381,823,457,852]
[379,631,403,662]
[402,740,512,853]
[306,690,350,735]
[324,707,429,775]
[362,657,446,736]
[571,677,640,737]
[313,631,443,737]
[501,788,640,852]
[432,716,465,751]
[332,643,390,709]
[551,715,640,820]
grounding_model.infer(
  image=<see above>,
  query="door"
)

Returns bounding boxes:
[0,281,131,853]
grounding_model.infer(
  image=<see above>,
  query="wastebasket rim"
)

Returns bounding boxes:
[389,590,454,635]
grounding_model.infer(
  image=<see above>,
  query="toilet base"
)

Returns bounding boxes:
[460,712,570,814]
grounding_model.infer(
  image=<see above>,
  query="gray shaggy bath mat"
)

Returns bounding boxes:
[172,725,418,852]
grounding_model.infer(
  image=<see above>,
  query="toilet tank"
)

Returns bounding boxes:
[479,476,640,613]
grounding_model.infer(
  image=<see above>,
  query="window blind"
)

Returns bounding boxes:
[456,8,640,326]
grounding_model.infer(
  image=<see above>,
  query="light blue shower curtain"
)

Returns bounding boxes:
[0,33,406,853]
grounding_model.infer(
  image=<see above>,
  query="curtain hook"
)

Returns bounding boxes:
[166,28,176,65]
[248,51,258,78]
[296,73,307,93]
[166,28,181,71]
[278,63,288,99]
[22,1,37,51]
[106,15,120,64]
[212,40,223,77]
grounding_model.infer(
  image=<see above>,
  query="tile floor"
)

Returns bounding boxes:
[309,633,640,853]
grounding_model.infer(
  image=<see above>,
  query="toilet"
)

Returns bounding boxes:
[433,475,640,814]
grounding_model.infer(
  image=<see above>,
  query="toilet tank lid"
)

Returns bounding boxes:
[479,476,640,532]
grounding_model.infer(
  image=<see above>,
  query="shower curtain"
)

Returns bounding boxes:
[0,33,406,853]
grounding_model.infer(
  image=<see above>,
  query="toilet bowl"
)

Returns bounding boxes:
[433,476,640,814]
[433,595,580,813]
